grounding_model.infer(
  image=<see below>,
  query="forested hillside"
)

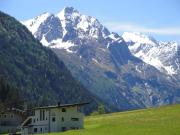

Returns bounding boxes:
[0,11,113,113]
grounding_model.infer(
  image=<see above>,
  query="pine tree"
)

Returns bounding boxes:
[98,104,105,114]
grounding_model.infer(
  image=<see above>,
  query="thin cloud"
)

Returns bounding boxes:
[104,22,180,35]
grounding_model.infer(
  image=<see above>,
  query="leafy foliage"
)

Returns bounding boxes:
[98,104,105,114]
[90,104,106,116]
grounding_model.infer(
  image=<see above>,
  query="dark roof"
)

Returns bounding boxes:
[0,108,26,115]
[31,102,89,110]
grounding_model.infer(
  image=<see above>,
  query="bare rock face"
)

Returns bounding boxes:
[122,32,180,76]
[22,7,180,111]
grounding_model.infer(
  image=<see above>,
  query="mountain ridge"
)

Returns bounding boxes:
[0,10,117,113]
[122,32,180,75]
[22,6,180,110]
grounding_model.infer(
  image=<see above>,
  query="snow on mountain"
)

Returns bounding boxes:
[122,32,180,75]
[122,32,156,45]
[56,7,110,39]
[22,8,180,76]
[22,6,180,110]
[56,7,96,34]
[22,7,124,53]
[22,12,51,35]
[22,7,109,51]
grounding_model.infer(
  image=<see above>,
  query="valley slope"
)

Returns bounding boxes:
[39,104,180,135]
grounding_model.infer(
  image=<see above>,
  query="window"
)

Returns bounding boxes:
[62,108,66,112]
[40,128,42,132]
[62,117,64,122]
[0,114,1,118]
[71,118,79,121]
[43,110,45,120]
[40,110,42,121]
[62,127,66,131]
[10,114,14,118]
[4,114,7,118]
[52,117,56,122]
[34,128,37,133]
[40,110,45,121]
[34,119,36,123]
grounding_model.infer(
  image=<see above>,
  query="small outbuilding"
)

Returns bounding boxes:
[21,102,88,134]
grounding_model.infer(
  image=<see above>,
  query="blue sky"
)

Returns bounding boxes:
[0,0,180,42]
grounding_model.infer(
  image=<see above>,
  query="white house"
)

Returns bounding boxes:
[0,108,26,134]
[21,102,88,134]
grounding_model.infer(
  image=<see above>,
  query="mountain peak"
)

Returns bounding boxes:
[122,32,156,45]
[55,6,111,40]
[34,12,52,22]
[123,32,180,75]
[22,12,52,35]
[57,6,80,19]
[62,6,79,14]
[39,12,51,16]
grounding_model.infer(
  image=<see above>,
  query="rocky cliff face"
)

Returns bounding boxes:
[122,32,180,76]
[0,10,113,114]
[22,7,180,110]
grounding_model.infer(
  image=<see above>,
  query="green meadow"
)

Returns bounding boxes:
[39,104,180,135]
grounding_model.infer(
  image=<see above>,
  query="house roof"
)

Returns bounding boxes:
[0,108,26,116]
[31,102,89,110]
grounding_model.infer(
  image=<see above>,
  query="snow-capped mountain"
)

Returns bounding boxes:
[23,12,52,35]
[22,7,122,53]
[22,7,180,111]
[122,32,180,75]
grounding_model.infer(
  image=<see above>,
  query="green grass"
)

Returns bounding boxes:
[40,104,180,135]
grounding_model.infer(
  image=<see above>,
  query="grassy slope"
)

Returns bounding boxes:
[40,104,180,135]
